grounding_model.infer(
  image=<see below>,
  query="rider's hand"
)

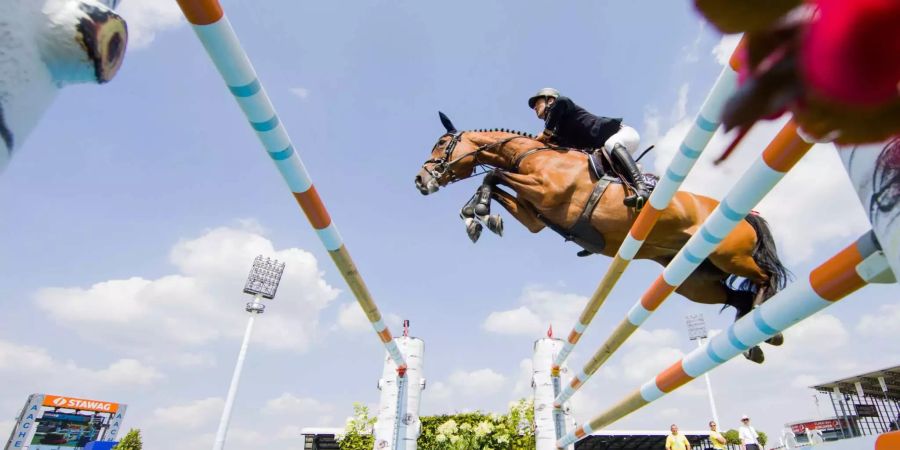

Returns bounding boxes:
[536,129,552,143]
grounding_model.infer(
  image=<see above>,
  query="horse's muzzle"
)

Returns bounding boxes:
[415,174,440,195]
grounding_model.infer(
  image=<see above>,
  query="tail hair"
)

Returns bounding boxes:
[727,213,791,301]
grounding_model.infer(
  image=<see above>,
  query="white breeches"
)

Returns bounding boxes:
[603,124,640,155]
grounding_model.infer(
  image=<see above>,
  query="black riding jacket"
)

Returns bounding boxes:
[544,96,622,149]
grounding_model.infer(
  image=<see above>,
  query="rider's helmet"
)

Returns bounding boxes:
[528,87,560,108]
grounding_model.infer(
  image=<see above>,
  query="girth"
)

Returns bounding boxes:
[537,175,616,255]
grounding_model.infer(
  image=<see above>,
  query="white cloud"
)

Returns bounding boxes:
[648,96,868,264]
[95,359,165,385]
[0,420,16,442]
[783,314,849,355]
[681,22,706,63]
[618,329,686,383]
[35,226,340,353]
[482,286,587,337]
[290,87,310,99]
[0,339,164,387]
[856,304,900,338]
[264,393,333,416]
[483,306,543,336]
[333,302,401,334]
[711,34,742,66]
[447,368,507,397]
[117,0,185,49]
[0,340,55,371]
[150,397,224,430]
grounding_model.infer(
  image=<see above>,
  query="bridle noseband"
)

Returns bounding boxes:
[423,132,465,181]
[422,132,537,184]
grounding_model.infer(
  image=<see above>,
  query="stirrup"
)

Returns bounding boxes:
[624,193,647,210]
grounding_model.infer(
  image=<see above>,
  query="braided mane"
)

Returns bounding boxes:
[469,128,537,139]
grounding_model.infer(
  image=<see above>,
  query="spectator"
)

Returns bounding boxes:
[739,415,762,450]
[667,424,691,450]
[707,420,727,450]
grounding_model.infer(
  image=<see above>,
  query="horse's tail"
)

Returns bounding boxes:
[729,213,791,301]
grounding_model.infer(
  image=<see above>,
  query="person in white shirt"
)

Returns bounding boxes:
[739,415,761,450]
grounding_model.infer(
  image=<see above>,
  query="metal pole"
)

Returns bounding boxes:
[213,295,261,450]
[698,338,720,426]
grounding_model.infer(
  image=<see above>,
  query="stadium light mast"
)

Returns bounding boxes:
[685,313,720,426]
[213,256,285,450]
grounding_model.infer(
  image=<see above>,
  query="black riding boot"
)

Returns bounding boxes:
[611,143,650,210]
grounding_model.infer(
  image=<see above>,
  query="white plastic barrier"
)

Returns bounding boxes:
[374,337,425,450]
[533,338,576,450]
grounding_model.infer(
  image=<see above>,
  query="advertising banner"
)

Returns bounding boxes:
[3,394,127,450]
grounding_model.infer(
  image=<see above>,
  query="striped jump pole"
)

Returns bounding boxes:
[557,231,893,448]
[174,0,407,371]
[551,37,745,371]
[554,119,813,408]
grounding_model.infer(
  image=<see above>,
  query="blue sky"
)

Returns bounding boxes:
[1,1,898,449]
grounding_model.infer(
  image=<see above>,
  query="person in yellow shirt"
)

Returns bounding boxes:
[708,421,727,450]
[666,424,691,450]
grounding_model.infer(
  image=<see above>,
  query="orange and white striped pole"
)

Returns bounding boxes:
[174,0,407,370]
[552,37,746,371]
[554,119,812,408]
[557,231,892,448]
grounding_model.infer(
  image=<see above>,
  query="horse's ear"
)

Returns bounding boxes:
[438,111,457,134]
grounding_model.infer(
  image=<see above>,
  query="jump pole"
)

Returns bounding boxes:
[551,37,746,371]
[554,119,813,408]
[556,231,894,448]
[174,0,405,369]
[173,2,416,449]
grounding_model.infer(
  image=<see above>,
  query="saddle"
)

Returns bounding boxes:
[538,148,658,257]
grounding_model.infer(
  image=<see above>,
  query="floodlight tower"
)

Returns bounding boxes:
[685,313,720,426]
[213,256,285,450]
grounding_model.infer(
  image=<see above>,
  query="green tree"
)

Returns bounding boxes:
[339,399,535,450]
[723,429,741,445]
[722,428,767,447]
[111,429,142,450]
[338,403,375,450]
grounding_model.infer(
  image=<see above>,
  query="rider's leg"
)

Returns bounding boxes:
[605,125,649,209]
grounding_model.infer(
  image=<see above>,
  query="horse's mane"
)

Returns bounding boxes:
[468,128,537,140]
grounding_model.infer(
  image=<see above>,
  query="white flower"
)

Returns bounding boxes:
[475,421,494,437]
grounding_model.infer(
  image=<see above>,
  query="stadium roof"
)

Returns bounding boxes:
[811,365,900,401]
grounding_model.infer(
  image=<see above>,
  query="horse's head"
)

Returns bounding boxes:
[415,112,480,195]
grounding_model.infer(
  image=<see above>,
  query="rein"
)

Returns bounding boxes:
[423,132,558,185]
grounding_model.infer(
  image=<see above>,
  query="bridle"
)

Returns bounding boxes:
[422,132,552,185]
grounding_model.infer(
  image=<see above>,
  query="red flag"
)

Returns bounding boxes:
[547,324,553,338]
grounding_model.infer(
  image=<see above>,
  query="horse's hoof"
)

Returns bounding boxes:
[460,205,475,218]
[743,346,765,364]
[485,214,503,236]
[765,333,784,346]
[465,218,482,243]
[474,203,490,216]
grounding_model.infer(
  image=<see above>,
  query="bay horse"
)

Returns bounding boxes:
[414,112,790,361]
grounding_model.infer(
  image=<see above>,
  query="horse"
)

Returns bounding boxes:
[415,112,790,360]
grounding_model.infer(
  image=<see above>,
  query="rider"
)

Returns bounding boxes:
[529,88,650,209]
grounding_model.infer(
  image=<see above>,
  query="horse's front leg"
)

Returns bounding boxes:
[492,186,546,233]
[493,171,554,208]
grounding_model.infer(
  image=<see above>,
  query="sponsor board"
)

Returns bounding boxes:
[42,396,119,414]
[791,419,842,434]
[4,394,127,450]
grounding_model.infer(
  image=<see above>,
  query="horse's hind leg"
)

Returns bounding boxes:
[706,221,768,282]
[671,263,769,364]
[492,187,545,233]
